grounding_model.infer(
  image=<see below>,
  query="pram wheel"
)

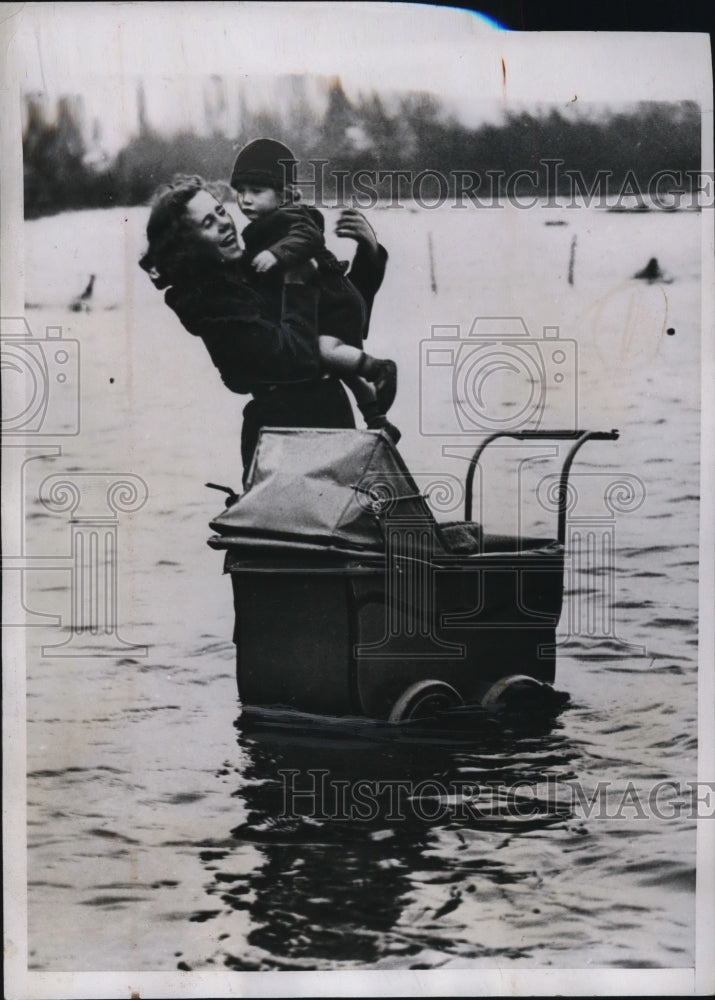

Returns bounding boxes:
[480,674,560,714]
[389,680,463,724]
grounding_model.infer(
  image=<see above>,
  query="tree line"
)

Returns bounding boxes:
[23,79,701,218]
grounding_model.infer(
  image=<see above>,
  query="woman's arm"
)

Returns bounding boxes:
[336,209,388,328]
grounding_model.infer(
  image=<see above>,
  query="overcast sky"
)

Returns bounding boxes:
[4,2,712,152]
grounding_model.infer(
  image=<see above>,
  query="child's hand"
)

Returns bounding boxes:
[252,250,279,273]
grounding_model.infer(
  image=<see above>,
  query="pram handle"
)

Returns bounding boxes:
[464,429,620,546]
[206,482,240,508]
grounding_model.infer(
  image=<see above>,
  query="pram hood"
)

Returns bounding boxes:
[209,428,435,551]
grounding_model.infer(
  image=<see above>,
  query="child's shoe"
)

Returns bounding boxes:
[382,420,401,445]
[359,356,398,412]
[364,412,401,444]
[371,359,397,413]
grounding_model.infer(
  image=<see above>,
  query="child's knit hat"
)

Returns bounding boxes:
[230,138,297,190]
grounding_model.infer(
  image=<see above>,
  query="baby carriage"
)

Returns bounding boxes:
[208,426,618,722]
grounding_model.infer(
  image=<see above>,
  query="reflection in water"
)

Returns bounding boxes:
[24,204,700,972]
[193,708,578,970]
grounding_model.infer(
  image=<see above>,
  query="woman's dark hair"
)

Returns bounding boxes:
[139,175,229,289]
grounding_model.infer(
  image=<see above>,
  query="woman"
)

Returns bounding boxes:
[139,175,388,476]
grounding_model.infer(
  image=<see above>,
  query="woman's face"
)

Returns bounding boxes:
[185,190,242,262]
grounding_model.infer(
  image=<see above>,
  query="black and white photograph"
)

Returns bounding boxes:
[2,3,713,997]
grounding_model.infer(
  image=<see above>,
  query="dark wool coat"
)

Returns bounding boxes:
[164,241,387,395]
[241,205,379,349]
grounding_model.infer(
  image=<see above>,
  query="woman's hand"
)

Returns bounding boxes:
[334,208,379,257]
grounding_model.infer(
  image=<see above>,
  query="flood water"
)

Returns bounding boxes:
[19,199,702,972]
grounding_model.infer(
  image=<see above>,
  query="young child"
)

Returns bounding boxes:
[230,138,399,439]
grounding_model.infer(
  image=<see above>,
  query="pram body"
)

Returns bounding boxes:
[208,427,618,722]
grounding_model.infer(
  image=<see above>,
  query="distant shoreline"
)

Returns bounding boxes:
[24,191,705,221]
